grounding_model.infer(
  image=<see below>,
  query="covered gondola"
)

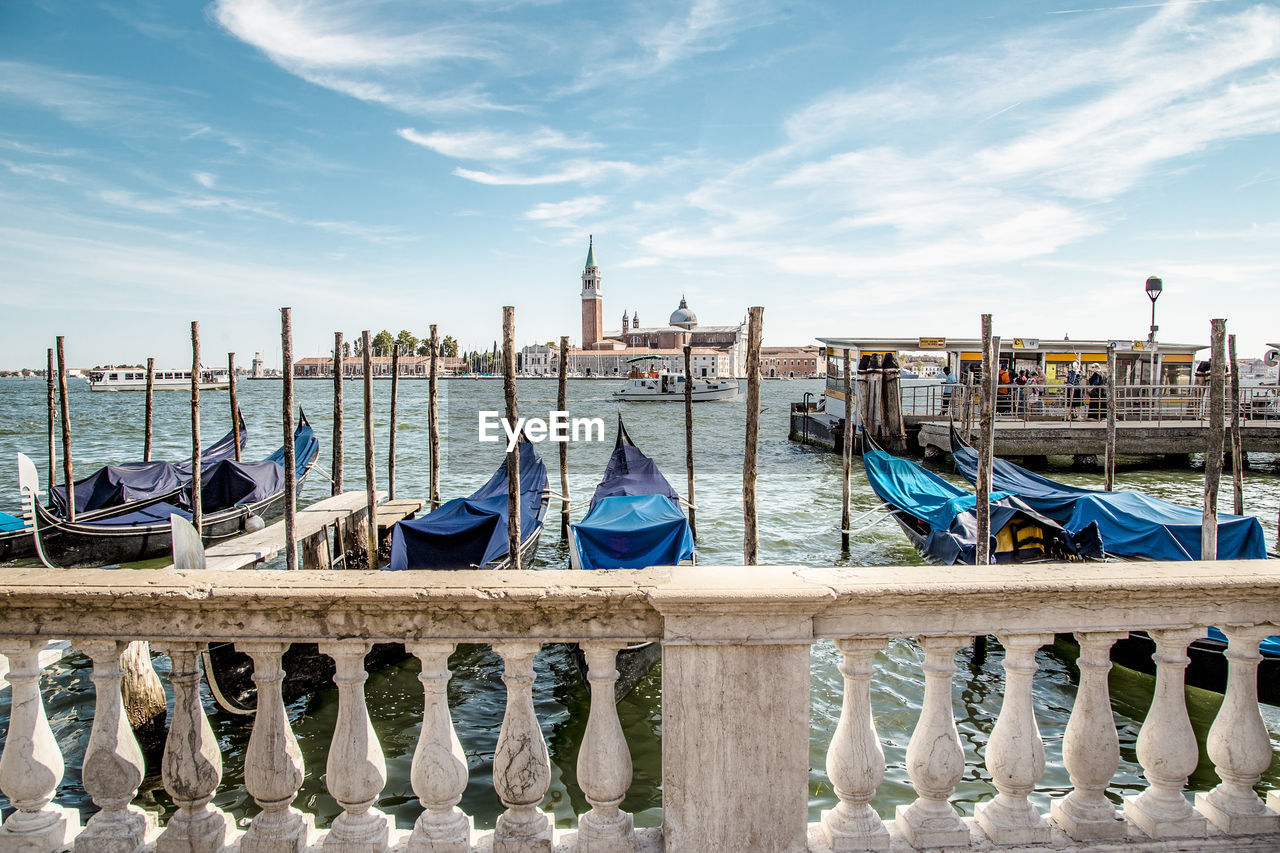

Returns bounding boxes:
[861,446,1101,565]
[3,417,247,562]
[947,424,1278,704]
[18,412,315,569]
[569,417,694,700]
[203,441,549,714]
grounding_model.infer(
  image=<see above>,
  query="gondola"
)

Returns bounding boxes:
[2,417,247,562]
[947,424,1279,704]
[17,412,315,569]
[860,439,1101,565]
[202,441,549,714]
[569,416,695,700]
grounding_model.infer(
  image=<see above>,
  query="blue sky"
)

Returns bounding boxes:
[2,0,1279,368]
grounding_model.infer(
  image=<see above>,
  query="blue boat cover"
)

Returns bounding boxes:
[949,435,1267,561]
[387,442,547,570]
[49,419,248,516]
[862,449,1102,565]
[575,494,695,570]
[0,511,28,532]
[82,501,190,527]
[590,430,679,509]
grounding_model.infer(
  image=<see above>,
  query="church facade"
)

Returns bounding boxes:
[573,238,749,377]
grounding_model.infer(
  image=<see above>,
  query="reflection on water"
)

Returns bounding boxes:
[2,376,1279,828]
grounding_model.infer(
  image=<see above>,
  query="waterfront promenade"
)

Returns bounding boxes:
[2,560,1279,853]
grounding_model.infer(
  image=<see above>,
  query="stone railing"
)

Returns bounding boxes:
[2,561,1280,852]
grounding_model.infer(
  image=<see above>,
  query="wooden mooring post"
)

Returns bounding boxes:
[362,329,377,565]
[388,346,399,500]
[190,322,202,533]
[1203,318,1226,559]
[841,348,852,553]
[559,335,571,539]
[1229,334,1244,515]
[502,307,521,570]
[429,325,441,510]
[683,343,697,539]
[228,352,240,462]
[1105,344,1117,491]
[46,347,56,491]
[144,357,154,462]
[744,306,763,565]
[974,317,997,663]
[56,336,73,521]
[282,308,298,571]
[332,331,344,495]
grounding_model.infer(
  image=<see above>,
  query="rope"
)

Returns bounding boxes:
[840,512,897,537]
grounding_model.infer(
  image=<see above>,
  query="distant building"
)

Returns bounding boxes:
[252,352,265,378]
[574,237,749,376]
[292,355,466,378]
[759,346,824,378]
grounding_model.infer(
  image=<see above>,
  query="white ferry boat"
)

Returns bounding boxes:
[88,366,230,392]
[612,357,740,402]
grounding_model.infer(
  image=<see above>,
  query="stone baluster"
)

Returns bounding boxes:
[975,633,1053,844]
[821,638,889,852]
[405,642,472,853]
[1196,625,1280,834]
[0,639,80,852]
[157,642,235,853]
[318,641,390,853]
[576,642,635,853]
[1050,631,1127,840]
[492,641,553,853]
[76,640,155,853]
[240,642,314,853]
[894,635,969,849]
[1123,627,1208,839]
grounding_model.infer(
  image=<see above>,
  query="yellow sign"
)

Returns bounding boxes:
[1012,338,1040,349]
[918,337,946,349]
[1132,341,1147,351]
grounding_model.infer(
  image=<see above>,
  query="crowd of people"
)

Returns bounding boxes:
[938,359,1110,420]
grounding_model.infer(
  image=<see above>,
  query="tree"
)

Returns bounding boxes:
[372,329,395,357]
[395,330,418,356]
[417,339,433,357]
[343,341,351,358]
[352,337,363,358]
[440,335,458,358]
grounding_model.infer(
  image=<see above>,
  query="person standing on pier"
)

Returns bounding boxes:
[1065,361,1082,420]
[997,362,1012,414]
[940,362,958,414]
[1087,363,1106,420]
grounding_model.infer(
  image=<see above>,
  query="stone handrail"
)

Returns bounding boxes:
[2,561,1279,852]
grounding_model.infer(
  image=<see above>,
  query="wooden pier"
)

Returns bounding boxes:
[918,419,1280,458]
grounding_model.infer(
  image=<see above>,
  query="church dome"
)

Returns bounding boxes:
[668,296,697,329]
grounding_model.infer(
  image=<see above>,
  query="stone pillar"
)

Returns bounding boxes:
[820,638,889,852]
[239,642,314,853]
[319,641,390,853]
[651,567,831,853]
[895,636,969,849]
[1123,627,1208,839]
[1195,625,1280,835]
[974,633,1052,844]
[406,642,473,853]
[76,640,155,853]
[1050,631,1127,840]
[156,642,235,853]
[492,642,553,853]
[0,640,81,852]
[576,642,635,853]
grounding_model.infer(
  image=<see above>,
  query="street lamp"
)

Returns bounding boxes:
[1145,275,1163,385]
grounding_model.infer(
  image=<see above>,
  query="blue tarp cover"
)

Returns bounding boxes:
[50,420,247,516]
[589,440,679,508]
[950,438,1267,561]
[388,442,546,570]
[575,494,695,570]
[863,450,1101,565]
[0,511,28,532]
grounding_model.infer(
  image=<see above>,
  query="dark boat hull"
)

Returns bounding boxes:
[0,528,35,562]
[570,640,661,703]
[1108,632,1280,707]
[203,520,546,713]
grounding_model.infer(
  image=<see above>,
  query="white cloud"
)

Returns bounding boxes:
[192,171,217,188]
[454,160,645,186]
[398,127,599,161]
[523,195,607,227]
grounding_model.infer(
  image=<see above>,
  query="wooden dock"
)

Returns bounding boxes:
[918,419,1280,458]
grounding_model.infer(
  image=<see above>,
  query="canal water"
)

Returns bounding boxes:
[2,374,1279,829]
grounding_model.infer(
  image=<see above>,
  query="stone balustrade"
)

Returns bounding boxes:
[2,561,1280,853]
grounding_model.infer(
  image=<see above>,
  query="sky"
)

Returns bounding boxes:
[2,0,1279,369]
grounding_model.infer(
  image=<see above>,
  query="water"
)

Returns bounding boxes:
[2,374,1279,829]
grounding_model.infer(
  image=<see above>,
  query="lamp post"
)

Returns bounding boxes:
[1145,275,1162,385]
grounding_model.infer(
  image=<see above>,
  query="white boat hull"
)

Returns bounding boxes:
[613,380,741,402]
[90,380,229,391]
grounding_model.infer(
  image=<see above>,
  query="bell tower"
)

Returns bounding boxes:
[581,235,603,349]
